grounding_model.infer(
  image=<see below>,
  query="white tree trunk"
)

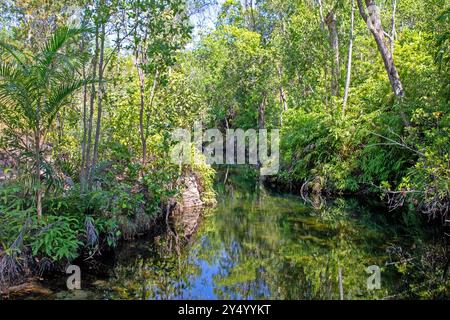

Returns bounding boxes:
[343,0,355,115]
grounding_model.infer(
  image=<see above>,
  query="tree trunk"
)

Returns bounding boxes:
[258,94,267,188]
[135,45,147,166]
[84,25,99,187]
[318,0,325,29]
[92,21,106,170]
[34,128,42,219]
[356,0,404,98]
[390,0,397,54]
[326,10,340,97]
[80,39,88,187]
[138,67,146,166]
[343,0,355,115]
[258,95,266,130]
[56,111,63,144]
[145,69,159,139]
[34,96,42,218]
[278,65,287,126]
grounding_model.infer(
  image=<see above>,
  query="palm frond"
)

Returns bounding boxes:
[0,61,19,81]
[0,25,92,136]
[0,100,25,128]
[33,26,90,88]
[437,7,450,22]
[38,26,89,70]
[0,41,28,68]
[0,63,35,124]
[0,83,35,125]
[44,78,98,129]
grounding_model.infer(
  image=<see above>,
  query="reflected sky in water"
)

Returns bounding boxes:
[95,192,406,300]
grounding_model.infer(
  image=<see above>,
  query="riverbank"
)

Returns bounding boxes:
[0,158,216,297]
[9,187,448,300]
[1,163,448,299]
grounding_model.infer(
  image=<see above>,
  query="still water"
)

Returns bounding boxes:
[48,188,412,300]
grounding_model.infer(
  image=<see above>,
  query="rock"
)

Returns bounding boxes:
[180,175,204,209]
[169,174,205,238]
[172,206,203,238]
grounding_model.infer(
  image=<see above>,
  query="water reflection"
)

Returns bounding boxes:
[104,192,403,300]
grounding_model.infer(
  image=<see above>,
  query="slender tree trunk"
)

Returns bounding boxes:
[80,40,88,186]
[318,0,328,107]
[357,0,409,125]
[338,267,344,300]
[34,127,42,219]
[138,67,146,166]
[145,69,159,138]
[135,45,147,166]
[326,10,340,97]
[116,23,121,74]
[56,112,63,144]
[277,65,287,126]
[390,0,397,54]
[35,96,42,218]
[249,0,256,31]
[258,94,267,189]
[84,26,99,187]
[258,95,266,131]
[132,0,149,167]
[343,0,355,115]
[356,0,404,98]
[92,21,106,169]
[317,0,325,28]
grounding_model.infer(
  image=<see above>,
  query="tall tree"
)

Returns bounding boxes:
[92,14,106,169]
[81,13,99,189]
[0,26,92,217]
[80,0,112,187]
[325,10,340,97]
[342,0,355,115]
[356,0,404,98]
[129,0,191,166]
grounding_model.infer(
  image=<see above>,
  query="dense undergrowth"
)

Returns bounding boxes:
[0,155,215,290]
[274,30,449,222]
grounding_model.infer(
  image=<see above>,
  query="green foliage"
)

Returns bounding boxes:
[31,215,83,261]
[280,109,335,181]
[0,0,448,298]
[190,151,216,206]
[0,26,90,131]
[273,5,449,209]
[196,23,275,129]
[388,243,450,299]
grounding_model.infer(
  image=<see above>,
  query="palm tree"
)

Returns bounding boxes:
[0,26,93,218]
